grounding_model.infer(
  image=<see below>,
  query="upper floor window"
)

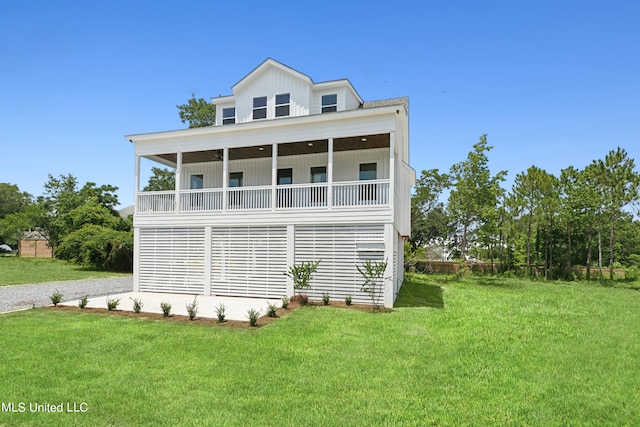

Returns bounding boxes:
[253,96,267,120]
[190,174,204,189]
[322,94,337,113]
[275,93,290,117]
[359,163,377,181]
[222,108,235,125]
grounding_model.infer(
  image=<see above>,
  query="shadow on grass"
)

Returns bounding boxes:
[395,279,444,308]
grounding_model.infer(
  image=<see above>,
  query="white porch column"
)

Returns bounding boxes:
[327,137,334,209]
[286,225,295,297]
[272,143,278,210]
[134,155,140,214]
[133,227,140,292]
[175,151,182,214]
[383,223,394,308]
[389,132,395,212]
[204,226,212,296]
[222,147,229,211]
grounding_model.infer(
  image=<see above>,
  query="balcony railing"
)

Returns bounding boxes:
[136,180,390,214]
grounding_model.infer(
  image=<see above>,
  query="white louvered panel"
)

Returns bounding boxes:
[295,224,385,305]
[211,226,287,297]
[138,227,205,294]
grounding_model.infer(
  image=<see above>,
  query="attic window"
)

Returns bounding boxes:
[322,94,337,113]
[222,107,235,125]
[275,93,290,117]
[253,96,267,120]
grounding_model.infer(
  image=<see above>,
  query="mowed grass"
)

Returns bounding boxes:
[0,257,130,286]
[1,275,639,426]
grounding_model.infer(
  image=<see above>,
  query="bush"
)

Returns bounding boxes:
[247,308,261,327]
[130,297,143,313]
[160,301,172,317]
[186,296,198,320]
[345,295,353,306]
[50,289,63,306]
[281,295,289,309]
[322,292,330,305]
[284,260,321,295]
[266,302,278,318]
[357,258,388,309]
[106,296,120,311]
[56,224,133,272]
[78,294,89,309]
[215,303,226,323]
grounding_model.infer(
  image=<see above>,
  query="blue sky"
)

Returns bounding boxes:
[2,1,639,207]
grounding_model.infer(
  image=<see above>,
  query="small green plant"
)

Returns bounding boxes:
[50,289,63,306]
[357,258,388,309]
[266,302,278,318]
[130,297,144,313]
[215,303,226,323]
[345,295,353,306]
[78,294,89,309]
[160,301,172,317]
[106,296,120,311]
[247,308,261,327]
[284,260,321,295]
[322,292,330,305]
[186,296,198,321]
[281,295,290,309]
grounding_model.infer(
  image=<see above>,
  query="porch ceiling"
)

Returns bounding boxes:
[151,133,390,164]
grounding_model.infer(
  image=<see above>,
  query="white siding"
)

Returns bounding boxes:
[295,224,385,304]
[211,226,287,297]
[138,227,205,294]
[235,67,310,123]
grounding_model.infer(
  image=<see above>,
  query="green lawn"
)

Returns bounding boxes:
[1,274,639,426]
[0,257,130,286]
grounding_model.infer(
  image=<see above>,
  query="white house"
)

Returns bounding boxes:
[126,58,415,308]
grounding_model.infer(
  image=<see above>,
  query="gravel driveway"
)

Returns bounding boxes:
[0,276,133,313]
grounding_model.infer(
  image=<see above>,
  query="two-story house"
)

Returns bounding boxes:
[126,58,415,308]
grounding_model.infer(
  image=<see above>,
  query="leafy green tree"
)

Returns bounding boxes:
[143,167,176,192]
[410,169,450,250]
[177,95,216,128]
[592,147,640,279]
[0,183,32,219]
[447,135,506,260]
[57,224,133,272]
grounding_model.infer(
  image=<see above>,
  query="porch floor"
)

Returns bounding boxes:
[62,292,281,321]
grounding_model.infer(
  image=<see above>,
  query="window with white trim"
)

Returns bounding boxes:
[253,96,267,120]
[275,93,290,117]
[322,94,337,113]
[222,107,235,124]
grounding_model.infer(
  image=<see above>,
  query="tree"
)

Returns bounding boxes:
[447,135,506,260]
[592,147,640,279]
[143,167,176,192]
[177,95,216,128]
[0,183,32,219]
[410,169,450,250]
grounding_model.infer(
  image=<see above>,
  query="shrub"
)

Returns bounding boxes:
[215,303,226,323]
[247,308,261,327]
[130,297,143,313]
[186,296,198,321]
[106,296,120,311]
[281,295,289,309]
[50,289,63,306]
[160,301,172,317]
[266,302,278,318]
[322,292,330,305]
[284,260,321,295]
[357,258,388,309]
[345,295,353,306]
[56,224,133,272]
[78,294,89,309]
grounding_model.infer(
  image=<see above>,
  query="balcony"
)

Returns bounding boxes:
[136,180,390,214]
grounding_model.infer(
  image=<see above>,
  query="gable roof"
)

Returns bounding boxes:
[232,58,313,92]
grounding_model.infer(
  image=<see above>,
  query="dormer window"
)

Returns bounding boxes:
[222,107,235,125]
[253,96,267,120]
[322,94,337,113]
[275,93,290,117]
